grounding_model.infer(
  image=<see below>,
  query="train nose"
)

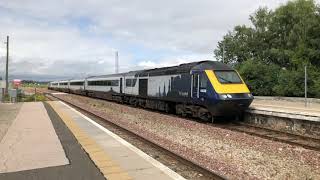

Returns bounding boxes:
[208,98,253,116]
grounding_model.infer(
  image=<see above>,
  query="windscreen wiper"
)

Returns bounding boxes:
[217,76,233,83]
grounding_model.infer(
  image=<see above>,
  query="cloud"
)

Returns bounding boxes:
[0,0,294,80]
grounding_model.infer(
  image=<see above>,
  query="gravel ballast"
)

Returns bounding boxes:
[56,94,320,179]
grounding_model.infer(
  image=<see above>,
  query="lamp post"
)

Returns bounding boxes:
[305,65,307,107]
[5,36,9,95]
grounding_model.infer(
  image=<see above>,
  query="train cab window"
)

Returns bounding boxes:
[214,70,242,84]
[126,79,137,87]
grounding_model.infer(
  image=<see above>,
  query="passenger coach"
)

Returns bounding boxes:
[49,61,253,121]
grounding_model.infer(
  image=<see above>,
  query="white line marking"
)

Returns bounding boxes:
[58,101,186,180]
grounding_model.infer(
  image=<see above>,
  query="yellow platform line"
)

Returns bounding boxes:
[48,101,131,180]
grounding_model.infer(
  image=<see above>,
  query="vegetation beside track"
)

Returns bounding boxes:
[19,93,47,102]
[21,80,48,88]
[215,0,320,98]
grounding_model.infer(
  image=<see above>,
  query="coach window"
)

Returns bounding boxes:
[126,79,130,87]
[126,79,137,87]
[111,80,119,86]
[71,81,84,86]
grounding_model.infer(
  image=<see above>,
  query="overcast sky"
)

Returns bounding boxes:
[0,0,290,81]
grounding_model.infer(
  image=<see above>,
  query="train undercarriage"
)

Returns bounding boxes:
[50,88,214,122]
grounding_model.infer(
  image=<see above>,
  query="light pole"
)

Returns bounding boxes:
[5,36,9,95]
[304,65,307,107]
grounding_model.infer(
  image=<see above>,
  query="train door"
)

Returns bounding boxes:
[120,78,123,93]
[191,73,199,98]
[139,79,148,97]
[199,73,208,99]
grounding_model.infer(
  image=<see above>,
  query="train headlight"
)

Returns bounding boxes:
[227,94,232,98]
[247,93,253,98]
[221,94,228,99]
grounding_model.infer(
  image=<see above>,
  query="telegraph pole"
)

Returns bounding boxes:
[5,36,9,95]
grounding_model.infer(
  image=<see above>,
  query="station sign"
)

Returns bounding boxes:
[13,79,22,88]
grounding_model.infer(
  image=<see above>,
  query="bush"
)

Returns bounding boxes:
[273,68,305,97]
[238,61,320,98]
[20,94,47,102]
[237,59,280,96]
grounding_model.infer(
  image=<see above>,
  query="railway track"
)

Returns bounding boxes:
[212,122,320,151]
[46,94,226,180]
[48,92,320,152]
[46,92,320,179]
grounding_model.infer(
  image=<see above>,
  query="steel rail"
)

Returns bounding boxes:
[46,93,227,180]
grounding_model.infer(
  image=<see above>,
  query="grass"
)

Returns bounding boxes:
[1,89,47,103]
[21,83,48,88]
[19,94,47,102]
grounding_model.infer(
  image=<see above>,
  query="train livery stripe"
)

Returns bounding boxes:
[205,70,250,94]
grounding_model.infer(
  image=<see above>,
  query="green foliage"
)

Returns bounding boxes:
[20,80,49,88]
[273,68,305,97]
[3,94,10,102]
[237,60,280,96]
[22,83,48,88]
[19,94,47,102]
[215,0,320,98]
[306,66,320,97]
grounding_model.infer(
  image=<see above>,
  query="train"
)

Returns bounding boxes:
[49,61,253,121]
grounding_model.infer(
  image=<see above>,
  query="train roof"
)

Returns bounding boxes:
[135,60,233,77]
[52,60,233,82]
[86,71,143,79]
[69,79,85,82]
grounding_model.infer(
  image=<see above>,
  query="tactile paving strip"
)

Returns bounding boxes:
[48,101,131,180]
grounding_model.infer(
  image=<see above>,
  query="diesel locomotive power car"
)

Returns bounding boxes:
[49,61,253,121]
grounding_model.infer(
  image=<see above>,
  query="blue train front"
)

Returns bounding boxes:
[155,61,254,120]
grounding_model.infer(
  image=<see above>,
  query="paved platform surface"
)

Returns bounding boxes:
[50,101,185,180]
[0,102,68,173]
[0,103,22,141]
[251,99,320,119]
[0,102,105,179]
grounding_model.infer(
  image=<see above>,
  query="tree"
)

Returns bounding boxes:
[237,59,280,96]
[215,0,320,98]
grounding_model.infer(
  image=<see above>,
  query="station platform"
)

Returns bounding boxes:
[251,98,320,120]
[246,98,320,138]
[0,102,69,173]
[0,101,185,180]
[49,101,184,180]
